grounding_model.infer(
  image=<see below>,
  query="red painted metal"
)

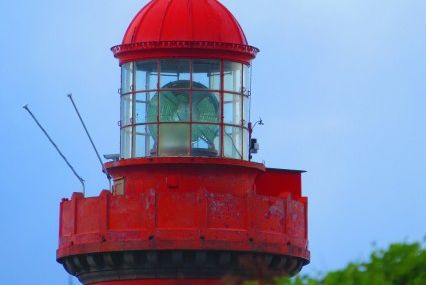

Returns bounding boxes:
[57,158,309,262]
[57,1,309,284]
[112,41,259,65]
[122,0,247,44]
[112,0,259,64]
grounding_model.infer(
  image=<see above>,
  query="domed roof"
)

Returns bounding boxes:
[123,0,248,45]
[112,0,259,64]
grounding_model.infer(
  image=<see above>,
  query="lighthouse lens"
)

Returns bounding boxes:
[158,124,190,156]
[146,80,220,156]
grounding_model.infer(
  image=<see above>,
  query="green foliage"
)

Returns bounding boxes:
[274,241,426,285]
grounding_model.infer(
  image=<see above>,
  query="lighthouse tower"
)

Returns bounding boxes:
[56,1,310,284]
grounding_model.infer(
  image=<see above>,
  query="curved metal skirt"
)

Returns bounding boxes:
[59,250,307,285]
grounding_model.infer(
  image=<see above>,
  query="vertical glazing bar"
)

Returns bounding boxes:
[145,63,150,91]
[156,60,160,156]
[220,60,225,157]
[189,59,193,155]
[145,65,150,156]
[119,64,123,158]
[233,63,237,91]
[248,64,253,160]
[240,63,244,159]
[131,62,136,158]
[249,64,253,124]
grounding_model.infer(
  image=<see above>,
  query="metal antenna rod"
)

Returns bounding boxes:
[67,94,112,190]
[23,105,86,195]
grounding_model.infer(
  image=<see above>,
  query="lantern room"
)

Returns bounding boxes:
[112,0,259,161]
[119,60,251,159]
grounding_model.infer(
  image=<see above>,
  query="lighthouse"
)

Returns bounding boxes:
[56,1,310,284]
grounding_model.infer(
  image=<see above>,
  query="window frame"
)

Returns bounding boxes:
[120,59,252,160]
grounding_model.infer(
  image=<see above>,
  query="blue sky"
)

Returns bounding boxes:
[0,0,425,283]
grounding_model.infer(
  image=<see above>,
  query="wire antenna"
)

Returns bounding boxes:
[67,94,112,190]
[23,105,86,195]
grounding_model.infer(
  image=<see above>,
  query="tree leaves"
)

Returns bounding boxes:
[272,241,426,285]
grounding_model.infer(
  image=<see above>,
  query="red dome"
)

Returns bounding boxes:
[123,0,247,45]
[112,0,259,64]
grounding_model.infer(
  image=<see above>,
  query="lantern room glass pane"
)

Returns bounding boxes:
[192,124,220,157]
[243,64,251,95]
[224,61,242,93]
[135,92,157,124]
[224,126,243,159]
[135,125,156,157]
[120,126,132,159]
[135,61,158,91]
[121,63,133,94]
[224,93,242,126]
[159,91,190,122]
[192,60,221,90]
[192,91,220,123]
[146,92,158,123]
[121,94,133,126]
[243,95,250,127]
[159,123,190,156]
[243,128,249,161]
[160,60,190,89]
